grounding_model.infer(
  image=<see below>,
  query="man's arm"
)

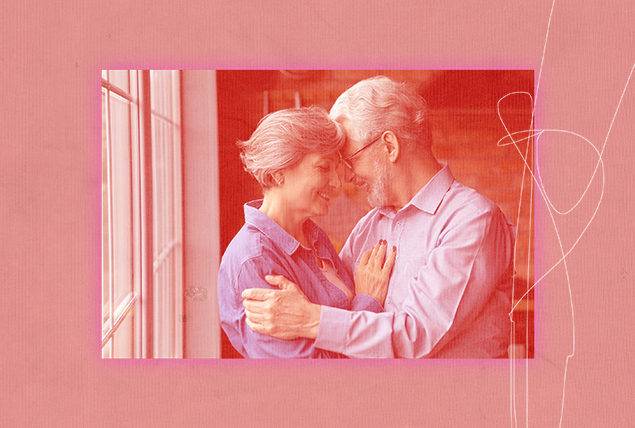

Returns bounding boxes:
[244,208,514,358]
[218,258,340,358]
[242,241,395,340]
[242,275,322,340]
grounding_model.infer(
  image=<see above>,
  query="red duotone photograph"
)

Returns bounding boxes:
[101,70,534,359]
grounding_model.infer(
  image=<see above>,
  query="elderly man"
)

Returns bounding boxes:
[242,76,516,358]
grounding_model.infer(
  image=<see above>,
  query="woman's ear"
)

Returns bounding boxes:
[382,131,400,163]
[272,170,285,186]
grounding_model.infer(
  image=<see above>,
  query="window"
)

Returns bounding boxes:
[102,70,184,358]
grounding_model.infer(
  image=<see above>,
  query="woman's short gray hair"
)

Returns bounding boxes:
[329,75,432,153]
[238,106,345,190]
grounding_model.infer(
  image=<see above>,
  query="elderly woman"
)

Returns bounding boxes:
[218,107,395,358]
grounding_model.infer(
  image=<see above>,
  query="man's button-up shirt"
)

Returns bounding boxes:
[315,164,517,358]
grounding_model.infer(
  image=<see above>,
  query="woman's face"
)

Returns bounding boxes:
[279,151,342,219]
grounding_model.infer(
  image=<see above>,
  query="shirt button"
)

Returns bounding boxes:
[386,297,391,304]
[396,221,401,226]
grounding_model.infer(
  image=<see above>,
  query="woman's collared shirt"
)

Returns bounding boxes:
[217,200,382,358]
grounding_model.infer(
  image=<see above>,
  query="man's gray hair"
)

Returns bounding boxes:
[238,106,345,190]
[329,75,432,153]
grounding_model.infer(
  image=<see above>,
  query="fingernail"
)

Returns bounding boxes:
[392,246,396,252]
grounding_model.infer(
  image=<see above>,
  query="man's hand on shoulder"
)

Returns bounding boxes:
[242,275,322,340]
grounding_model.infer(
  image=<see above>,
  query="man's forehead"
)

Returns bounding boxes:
[340,136,358,157]
[337,117,355,137]
[338,121,362,152]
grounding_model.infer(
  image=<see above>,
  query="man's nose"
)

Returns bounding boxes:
[343,165,355,183]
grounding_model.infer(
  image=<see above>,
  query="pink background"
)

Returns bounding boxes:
[2,0,634,426]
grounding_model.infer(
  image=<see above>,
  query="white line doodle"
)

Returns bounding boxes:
[497,1,635,423]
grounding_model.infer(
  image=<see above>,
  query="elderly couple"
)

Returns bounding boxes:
[217,76,516,359]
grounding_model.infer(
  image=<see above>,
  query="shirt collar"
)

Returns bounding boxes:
[378,163,455,217]
[244,200,320,255]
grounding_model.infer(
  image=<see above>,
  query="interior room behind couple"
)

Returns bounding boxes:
[219,74,531,359]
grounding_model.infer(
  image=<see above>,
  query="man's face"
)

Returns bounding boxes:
[339,121,392,208]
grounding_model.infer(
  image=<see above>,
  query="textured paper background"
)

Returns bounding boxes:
[1,1,634,427]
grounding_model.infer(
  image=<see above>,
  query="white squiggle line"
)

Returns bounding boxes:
[524,162,534,428]
[501,128,602,215]
[498,92,536,428]
[502,86,632,305]
[500,62,635,428]
[500,109,598,428]
[498,91,534,428]
[502,18,558,428]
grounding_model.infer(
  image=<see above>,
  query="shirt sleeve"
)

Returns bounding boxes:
[315,208,515,358]
[350,293,384,313]
[218,256,345,359]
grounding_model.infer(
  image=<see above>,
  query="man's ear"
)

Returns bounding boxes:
[382,131,400,163]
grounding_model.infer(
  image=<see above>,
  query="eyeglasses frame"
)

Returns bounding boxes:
[340,132,384,170]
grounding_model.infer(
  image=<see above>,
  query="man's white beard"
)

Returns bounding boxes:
[366,158,392,208]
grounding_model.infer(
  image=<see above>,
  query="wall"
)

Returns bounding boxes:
[181,71,222,358]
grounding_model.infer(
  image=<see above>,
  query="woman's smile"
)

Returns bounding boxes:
[318,190,331,202]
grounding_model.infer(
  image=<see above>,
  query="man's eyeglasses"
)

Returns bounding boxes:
[340,133,383,170]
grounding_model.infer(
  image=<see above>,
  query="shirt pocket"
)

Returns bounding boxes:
[390,252,430,309]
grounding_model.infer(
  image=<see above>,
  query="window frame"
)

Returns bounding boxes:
[101,71,142,358]
[101,69,184,358]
